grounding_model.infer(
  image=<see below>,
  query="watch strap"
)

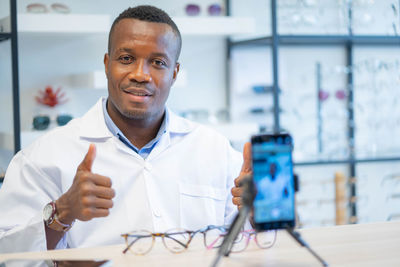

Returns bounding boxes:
[45,201,74,232]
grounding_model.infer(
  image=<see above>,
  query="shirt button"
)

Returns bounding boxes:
[153,210,161,217]
[144,162,152,171]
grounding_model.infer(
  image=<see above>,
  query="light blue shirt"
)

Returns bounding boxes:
[102,99,167,159]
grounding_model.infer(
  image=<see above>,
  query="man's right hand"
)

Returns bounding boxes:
[56,144,115,224]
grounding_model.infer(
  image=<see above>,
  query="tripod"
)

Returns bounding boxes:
[211,176,329,267]
[286,227,329,266]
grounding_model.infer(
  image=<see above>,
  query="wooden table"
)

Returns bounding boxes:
[1,221,399,266]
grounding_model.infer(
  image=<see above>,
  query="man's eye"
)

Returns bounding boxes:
[119,56,133,64]
[153,59,166,67]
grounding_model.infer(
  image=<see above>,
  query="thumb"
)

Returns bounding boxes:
[78,144,96,172]
[240,142,252,173]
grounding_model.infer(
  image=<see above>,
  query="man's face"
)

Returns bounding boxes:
[104,18,180,123]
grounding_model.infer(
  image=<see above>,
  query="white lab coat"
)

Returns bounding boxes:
[0,98,242,253]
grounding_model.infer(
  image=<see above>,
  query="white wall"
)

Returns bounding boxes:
[11,0,228,133]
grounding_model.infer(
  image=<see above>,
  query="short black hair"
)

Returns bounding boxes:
[108,5,182,60]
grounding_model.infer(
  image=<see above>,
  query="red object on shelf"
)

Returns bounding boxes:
[35,86,68,107]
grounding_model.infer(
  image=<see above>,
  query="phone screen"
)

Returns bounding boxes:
[251,134,295,230]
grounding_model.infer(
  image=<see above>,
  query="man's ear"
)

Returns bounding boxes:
[104,53,109,78]
[172,62,180,82]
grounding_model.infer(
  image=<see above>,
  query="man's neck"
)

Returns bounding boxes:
[107,104,165,150]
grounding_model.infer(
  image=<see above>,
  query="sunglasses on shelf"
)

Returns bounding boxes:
[185,4,223,16]
[26,3,71,14]
[33,114,73,130]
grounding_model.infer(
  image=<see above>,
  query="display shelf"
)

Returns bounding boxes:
[173,17,255,35]
[0,14,255,37]
[279,35,400,45]
[231,35,400,47]
[0,14,110,34]
[295,157,400,166]
[227,0,400,223]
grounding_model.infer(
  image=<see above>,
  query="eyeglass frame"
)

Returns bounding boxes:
[191,225,277,252]
[121,229,194,255]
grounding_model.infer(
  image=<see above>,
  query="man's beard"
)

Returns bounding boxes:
[121,108,150,120]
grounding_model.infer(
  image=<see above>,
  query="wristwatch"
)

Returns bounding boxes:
[43,201,74,232]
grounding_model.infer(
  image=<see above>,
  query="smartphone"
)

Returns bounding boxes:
[251,133,296,230]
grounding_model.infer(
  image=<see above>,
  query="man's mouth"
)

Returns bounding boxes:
[123,88,152,103]
[128,91,150,96]
[123,88,152,97]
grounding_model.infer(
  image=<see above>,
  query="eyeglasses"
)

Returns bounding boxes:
[318,89,347,102]
[122,226,277,255]
[122,228,193,255]
[193,225,277,253]
[26,3,71,14]
[33,114,73,130]
[185,4,223,16]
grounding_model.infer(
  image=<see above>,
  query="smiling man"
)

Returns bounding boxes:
[0,5,250,252]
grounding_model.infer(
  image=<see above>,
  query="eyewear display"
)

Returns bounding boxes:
[33,114,73,130]
[185,4,223,16]
[26,3,71,14]
[121,225,277,255]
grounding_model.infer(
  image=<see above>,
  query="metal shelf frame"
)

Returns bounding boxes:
[226,0,400,223]
[295,157,400,166]
[231,35,400,46]
[0,0,21,153]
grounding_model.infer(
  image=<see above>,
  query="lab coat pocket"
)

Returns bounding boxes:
[179,183,226,229]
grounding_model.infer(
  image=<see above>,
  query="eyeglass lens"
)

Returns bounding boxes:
[255,230,276,249]
[56,114,73,126]
[124,230,154,255]
[33,116,50,130]
[163,229,191,253]
[185,4,222,16]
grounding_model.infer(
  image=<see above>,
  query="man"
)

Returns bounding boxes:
[0,5,250,252]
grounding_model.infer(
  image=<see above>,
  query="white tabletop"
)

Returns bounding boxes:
[1,221,400,266]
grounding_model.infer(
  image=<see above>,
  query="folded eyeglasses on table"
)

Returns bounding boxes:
[121,225,277,255]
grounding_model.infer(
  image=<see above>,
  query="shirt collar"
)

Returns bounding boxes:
[102,98,168,151]
[79,97,196,139]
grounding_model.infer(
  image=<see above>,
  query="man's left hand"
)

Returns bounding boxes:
[231,142,252,210]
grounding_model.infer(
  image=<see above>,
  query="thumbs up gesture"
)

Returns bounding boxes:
[56,144,115,224]
[231,142,252,210]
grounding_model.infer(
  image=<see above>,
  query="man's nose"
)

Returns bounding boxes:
[128,60,151,83]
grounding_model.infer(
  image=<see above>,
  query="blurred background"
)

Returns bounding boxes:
[0,0,400,228]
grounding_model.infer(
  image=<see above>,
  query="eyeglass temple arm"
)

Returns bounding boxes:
[165,233,190,248]
[122,235,149,254]
[286,228,329,267]
[206,234,225,250]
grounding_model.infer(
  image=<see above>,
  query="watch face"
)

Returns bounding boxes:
[43,203,53,221]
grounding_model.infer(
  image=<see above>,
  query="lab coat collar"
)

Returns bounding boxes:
[166,107,196,134]
[79,98,113,139]
[79,97,196,139]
